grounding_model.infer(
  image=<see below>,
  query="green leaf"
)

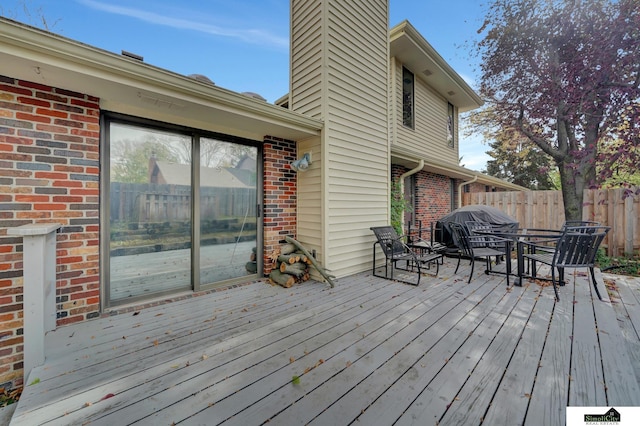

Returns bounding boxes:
[291,375,300,385]
[29,378,40,386]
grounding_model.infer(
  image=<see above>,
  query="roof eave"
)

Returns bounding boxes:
[390,20,484,112]
[391,148,527,192]
[0,17,322,141]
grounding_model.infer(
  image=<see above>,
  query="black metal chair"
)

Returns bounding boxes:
[406,221,447,265]
[449,222,511,285]
[520,226,610,300]
[370,226,443,286]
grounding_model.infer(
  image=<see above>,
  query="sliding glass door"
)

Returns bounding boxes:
[104,117,260,307]
[198,138,257,286]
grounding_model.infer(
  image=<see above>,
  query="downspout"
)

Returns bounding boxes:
[458,175,478,208]
[399,159,424,232]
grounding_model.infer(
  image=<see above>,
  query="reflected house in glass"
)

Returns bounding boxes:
[0,0,524,388]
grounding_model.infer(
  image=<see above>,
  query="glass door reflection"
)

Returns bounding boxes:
[108,123,192,302]
[199,139,257,285]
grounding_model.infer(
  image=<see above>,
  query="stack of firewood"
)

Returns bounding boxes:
[268,242,313,288]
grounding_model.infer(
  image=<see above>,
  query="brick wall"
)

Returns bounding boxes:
[414,171,452,227]
[262,136,297,275]
[392,165,453,231]
[0,75,100,388]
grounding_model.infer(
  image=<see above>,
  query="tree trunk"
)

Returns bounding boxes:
[269,269,296,288]
[280,243,297,255]
[278,254,300,264]
[557,154,595,222]
[558,162,583,221]
[280,262,307,277]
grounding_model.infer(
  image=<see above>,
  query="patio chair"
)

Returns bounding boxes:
[406,221,447,264]
[449,222,511,285]
[521,226,610,301]
[370,226,443,286]
[522,221,603,270]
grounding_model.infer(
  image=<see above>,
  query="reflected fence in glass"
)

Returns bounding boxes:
[108,123,192,302]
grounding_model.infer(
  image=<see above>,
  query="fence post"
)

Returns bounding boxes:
[7,223,60,383]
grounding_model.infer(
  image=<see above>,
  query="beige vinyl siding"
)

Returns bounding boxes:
[291,0,323,118]
[392,60,459,165]
[323,0,389,277]
[296,137,322,256]
[291,0,389,279]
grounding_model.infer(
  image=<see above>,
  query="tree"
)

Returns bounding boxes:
[484,136,556,190]
[468,107,556,189]
[111,139,179,183]
[473,0,640,220]
[0,0,59,30]
[598,138,640,188]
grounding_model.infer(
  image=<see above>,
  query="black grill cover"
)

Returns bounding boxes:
[436,205,519,247]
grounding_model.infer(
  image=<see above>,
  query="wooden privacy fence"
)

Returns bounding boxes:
[110,182,256,223]
[463,188,640,257]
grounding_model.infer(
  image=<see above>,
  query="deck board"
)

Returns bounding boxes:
[480,285,556,426]
[10,259,640,426]
[569,270,607,406]
[343,275,505,426]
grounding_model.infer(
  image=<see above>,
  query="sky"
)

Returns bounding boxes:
[1,0,492,170]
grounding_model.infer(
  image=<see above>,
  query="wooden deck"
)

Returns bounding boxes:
[10,258,640,425]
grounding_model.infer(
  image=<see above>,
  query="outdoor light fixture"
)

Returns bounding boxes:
[290,152,312,172]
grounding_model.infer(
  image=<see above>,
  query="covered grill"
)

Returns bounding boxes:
[436,205,519,247]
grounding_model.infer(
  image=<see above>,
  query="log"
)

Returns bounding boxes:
[280,262,307,277]
[278,254,300,264]
[285,236,336,287]
[269,269,296,288]
[280,243,297,255]
[250,252,256,262]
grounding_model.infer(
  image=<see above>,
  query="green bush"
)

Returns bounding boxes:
[596,249,640,277]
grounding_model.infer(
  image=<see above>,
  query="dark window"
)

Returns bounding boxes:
[447,102,455,147]
[402,67,414,129]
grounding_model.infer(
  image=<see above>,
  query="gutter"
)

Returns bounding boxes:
[458,175,478,208]
[399,159,424,232]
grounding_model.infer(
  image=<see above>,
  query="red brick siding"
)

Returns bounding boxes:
[414,171,453,227]
[0,75,100,388]
[392,165,453,230]
[262,136,297,275]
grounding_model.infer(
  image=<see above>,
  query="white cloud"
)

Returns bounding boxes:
[76,0,288,49]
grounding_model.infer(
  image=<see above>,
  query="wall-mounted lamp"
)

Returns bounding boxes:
[290,152,312,172]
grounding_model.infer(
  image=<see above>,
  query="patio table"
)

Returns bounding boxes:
[476,227,564,286]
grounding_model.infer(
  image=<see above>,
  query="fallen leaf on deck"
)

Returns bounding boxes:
[100,393,115,401]
[133,311,140,316]
[153,339,159,346]
[292,375,301,385]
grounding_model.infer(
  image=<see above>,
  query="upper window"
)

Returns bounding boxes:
[447,102,455,148]
[402,67,414,129]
